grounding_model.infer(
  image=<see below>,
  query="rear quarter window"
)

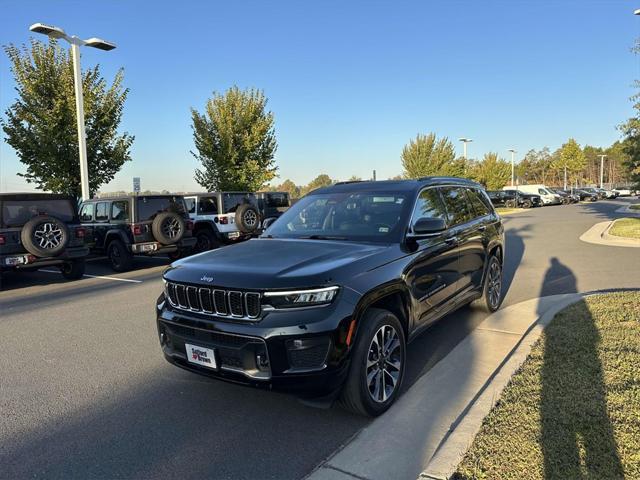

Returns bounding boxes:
[1,199,76,227]
[137,196,187,221]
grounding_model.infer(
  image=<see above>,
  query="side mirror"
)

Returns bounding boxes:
[410,217,446,236]
[262,217,277,230]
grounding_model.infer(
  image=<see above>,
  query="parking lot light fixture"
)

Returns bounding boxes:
[29,22,117,201]
[459,138,473,159]
[508,149,516,186]
[598,154,607,188]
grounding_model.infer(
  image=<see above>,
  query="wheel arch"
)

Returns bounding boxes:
[349,283,412,347]
[104,229,129,247]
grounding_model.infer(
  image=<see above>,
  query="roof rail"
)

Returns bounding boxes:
[334,180,364,185]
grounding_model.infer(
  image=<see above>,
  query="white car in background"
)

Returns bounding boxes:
[612,187,634,197]
[504,184,563,205]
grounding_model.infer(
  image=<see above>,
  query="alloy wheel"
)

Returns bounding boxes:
[243,210,257,227]
[366,325,402,403]
[162,217,181,239]
[487,259,502,309]
[33,222,63,250]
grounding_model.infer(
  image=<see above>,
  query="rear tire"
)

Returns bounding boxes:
[522,200,532,209]
[107,239,133,272]
[474,254,503,313]
[340,308,406,417]
[194,229,221,253]
[60,259,85,280]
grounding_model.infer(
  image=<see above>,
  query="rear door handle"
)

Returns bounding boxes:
[478,225,487,232]
[445,236,458,245]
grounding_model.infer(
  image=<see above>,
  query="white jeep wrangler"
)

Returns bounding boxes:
[184,192,261,253]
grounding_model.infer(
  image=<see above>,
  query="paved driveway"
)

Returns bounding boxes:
[0,199,638,479]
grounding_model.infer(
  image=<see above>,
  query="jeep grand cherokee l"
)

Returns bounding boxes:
[155,177,505,416]
[0,193,88,282]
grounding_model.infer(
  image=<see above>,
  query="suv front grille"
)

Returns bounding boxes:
[166,282,261,320]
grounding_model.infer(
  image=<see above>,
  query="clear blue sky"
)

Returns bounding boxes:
[1,0,639,192]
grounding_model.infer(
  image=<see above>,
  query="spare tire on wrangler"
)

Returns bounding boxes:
[21,215,69,257]
[152,212,185,245]
[235,203,260,233]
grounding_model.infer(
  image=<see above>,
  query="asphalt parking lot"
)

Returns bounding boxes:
[1,198,639,480]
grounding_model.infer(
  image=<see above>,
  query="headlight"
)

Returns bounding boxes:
[263,286,339,309]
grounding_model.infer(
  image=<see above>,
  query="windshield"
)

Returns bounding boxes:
[1,199,76,227]
[137,196,187,221]
[222,193,257,214]
[264,191,410,242]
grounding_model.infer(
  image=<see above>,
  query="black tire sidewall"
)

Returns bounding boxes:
[61,259,85,279]
[152,212,185,245]
[21,215,70,257]
[108,239,132,272]
[343,309,406,416]
[235,204,260,233]
[482,255,503,312]
[195,230,219,253]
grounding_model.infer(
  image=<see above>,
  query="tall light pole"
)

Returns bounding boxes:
[29,23,116,201]
[508,149,516,186]
[459,138,473,159]
[598,154,607,188]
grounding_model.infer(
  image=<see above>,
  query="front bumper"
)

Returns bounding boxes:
[155,294,355,397]
[0,246,89,270]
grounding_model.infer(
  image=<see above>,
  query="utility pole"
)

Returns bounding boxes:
[508,149,517,186]
[598,154,607,188]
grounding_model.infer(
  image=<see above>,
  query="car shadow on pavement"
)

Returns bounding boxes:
[0,366,368,480]
[538,257,624,478]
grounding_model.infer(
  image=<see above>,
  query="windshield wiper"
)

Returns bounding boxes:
[299,234,349,241]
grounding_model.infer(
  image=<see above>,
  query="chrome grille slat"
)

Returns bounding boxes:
[166,282,261,320]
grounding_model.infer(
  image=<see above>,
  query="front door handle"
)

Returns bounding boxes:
[478,225,487,232]
[444,236,458,245]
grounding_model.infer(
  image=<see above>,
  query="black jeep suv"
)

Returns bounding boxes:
[0,193,88,281]
[155,178,505,416]
[80,195,196,272]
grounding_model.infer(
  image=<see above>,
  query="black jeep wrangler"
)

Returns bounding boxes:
[80,195,196,272]
[156,177,505,416]
[0,193,88,282]
[256,191,291,222]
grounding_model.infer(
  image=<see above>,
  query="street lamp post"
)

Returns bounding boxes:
[459,138,473,159]
[29,23,116,201]
[598,154,607,189]
[508,149,516,186]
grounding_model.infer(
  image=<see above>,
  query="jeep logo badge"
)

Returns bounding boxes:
[200,274,214,283]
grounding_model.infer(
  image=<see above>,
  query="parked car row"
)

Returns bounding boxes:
[0,190,292,278]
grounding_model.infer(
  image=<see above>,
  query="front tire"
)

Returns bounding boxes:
[60,259,85,280]
[340,308,406,417]
[475,254,503,313]
[107,239,133,272]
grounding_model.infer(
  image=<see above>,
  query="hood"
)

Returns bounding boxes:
[164,238,395,290]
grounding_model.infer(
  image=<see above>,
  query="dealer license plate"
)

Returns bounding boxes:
[185,343,217,370]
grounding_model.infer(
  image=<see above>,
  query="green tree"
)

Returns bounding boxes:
[401,133,464,178]
[471,152,511,190]
[191,86,277,191]
[300,174,333,196]
[277,179,300,198]
[517,148,552,184]
[552,138,587,186]
[1,39,133,198]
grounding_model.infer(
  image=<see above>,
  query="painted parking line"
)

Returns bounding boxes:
[38,269,143,284]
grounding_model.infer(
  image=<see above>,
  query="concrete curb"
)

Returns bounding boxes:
[615,204,640,215]
[418,294,584,480]
[305,294,585,480]
[580,220,640,248]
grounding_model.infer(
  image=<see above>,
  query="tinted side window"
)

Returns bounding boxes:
[198,197,219,215]
[80,203,94,222]
[440,187,473,226]
[111,201,129,221]
[184,198,195,214]
[266,193,289,208]
[466,189,491,217]
[95,202,109,221]
[538,189,546,195]
[411,188,448,228]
